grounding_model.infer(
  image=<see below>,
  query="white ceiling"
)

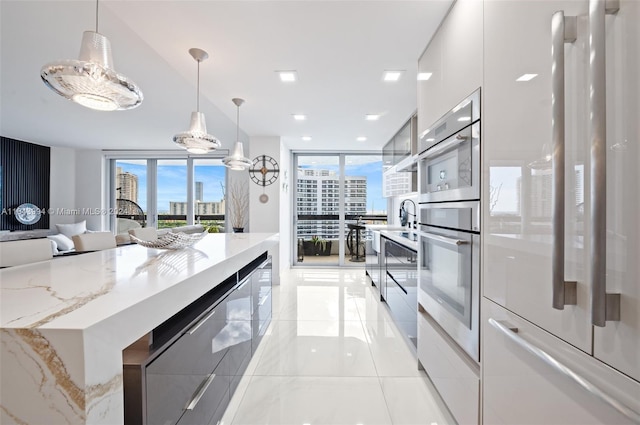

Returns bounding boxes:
[0,1,452,153]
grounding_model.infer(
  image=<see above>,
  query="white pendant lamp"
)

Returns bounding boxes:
[223,98,252,170]
[173,48,221,154]
[40,0,143,111]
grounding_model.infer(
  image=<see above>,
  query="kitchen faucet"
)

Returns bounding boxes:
[399,199,417,229]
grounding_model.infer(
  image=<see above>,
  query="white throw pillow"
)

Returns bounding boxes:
[56,221,87,238]
[49,238,59,254]
[47,234,74,252]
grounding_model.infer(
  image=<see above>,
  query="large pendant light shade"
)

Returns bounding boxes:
[40,1,143,111]
[173,48,221,154]
[223,98,252,170]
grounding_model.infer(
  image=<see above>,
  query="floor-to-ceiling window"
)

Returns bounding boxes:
[110,156,226,233]
[157,159,188,229]
[115,160,148,235]
[293,153,387,267]
[194,159,227,232]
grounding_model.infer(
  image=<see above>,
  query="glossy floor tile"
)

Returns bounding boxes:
[221,268,454,425]
[229,376,393,425]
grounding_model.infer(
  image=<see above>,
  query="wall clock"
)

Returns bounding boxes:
[15,203,42,225]
[249,155,280,187]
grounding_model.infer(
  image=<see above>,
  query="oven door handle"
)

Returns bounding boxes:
[418,131,468,161]
[421,231,469,246]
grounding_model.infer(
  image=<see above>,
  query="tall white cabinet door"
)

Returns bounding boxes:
[418,0,483,137]
[592,0,640,382]
[483,0,592,352]
[483,299,640,425]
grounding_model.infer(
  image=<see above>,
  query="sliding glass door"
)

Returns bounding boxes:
[293,153,386,267]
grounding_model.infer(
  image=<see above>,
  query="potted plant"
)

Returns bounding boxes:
[302,239,317,256]
[311,235,332,256]
[227,181,249,232]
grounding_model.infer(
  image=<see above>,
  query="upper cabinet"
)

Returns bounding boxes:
[417,0,483,136]
[382,114,418,197]
[382,114,417,170]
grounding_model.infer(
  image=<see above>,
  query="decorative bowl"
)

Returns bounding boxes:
[130,231,207,250]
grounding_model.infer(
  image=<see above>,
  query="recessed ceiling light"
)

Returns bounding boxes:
[426,138,435,142]
[293,114,306,121]
[365,114,380,121]
[302,136,312,141]
[357,136,367,142]
[383,70,403,81]
[277,70,297,82]
[417,72,433,81]
[516,73,538,82]
[458,116,471,122]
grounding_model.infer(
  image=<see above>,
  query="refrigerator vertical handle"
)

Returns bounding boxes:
[551,10,577,310]
[589,0,620,327]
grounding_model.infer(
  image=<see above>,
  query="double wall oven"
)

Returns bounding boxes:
[417,89,481,362]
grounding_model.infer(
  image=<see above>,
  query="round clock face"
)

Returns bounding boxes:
[15,203,42,225]
[249,155,280,187]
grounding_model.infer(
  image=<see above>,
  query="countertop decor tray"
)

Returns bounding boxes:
[130,231,207,250]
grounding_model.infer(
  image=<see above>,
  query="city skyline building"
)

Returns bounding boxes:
[116,166,139,205]
[195,181,203,202]
[296,168,367,240]
[169,200,225,216]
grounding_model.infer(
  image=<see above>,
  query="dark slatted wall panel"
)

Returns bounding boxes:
[1,137,50,230]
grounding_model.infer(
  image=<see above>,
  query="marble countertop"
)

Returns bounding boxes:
[0,232,279,424]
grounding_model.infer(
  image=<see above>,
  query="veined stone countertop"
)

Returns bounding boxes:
[0,232,279,425]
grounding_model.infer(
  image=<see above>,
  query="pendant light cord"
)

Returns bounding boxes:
[196,60,200,112]
[95,0,99,33]
[236,104,240,141]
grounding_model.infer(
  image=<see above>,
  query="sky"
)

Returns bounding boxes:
[117,156,386,215]
[117,161,226,213]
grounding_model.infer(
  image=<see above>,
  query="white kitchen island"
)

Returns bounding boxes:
[0,232,279,424]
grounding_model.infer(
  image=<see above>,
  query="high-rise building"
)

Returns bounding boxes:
[296,168,366,240]
[116,167,138,204]
[169,200,225,216]
[195,182,204,202]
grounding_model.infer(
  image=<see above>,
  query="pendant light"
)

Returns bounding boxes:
[40,0,143,111]
[223,98,252,170]
[173,48,221,154]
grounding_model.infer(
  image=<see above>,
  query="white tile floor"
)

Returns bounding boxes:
[220,268,454,425]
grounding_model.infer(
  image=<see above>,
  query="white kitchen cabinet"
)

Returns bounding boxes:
[418,310,479,425]
[483,298,640,424]
[417,0,483,140]
[483,0,592,353]
[591,0,640,382]
[482,0,640,421]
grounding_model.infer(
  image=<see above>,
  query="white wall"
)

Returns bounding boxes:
[49,146,77,228]
[74,149,107,231]
[248,136,281,233]
[248,136,285,279]
[278,144,292,272]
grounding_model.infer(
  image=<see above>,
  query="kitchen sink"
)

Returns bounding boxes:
[399,231,418,242]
